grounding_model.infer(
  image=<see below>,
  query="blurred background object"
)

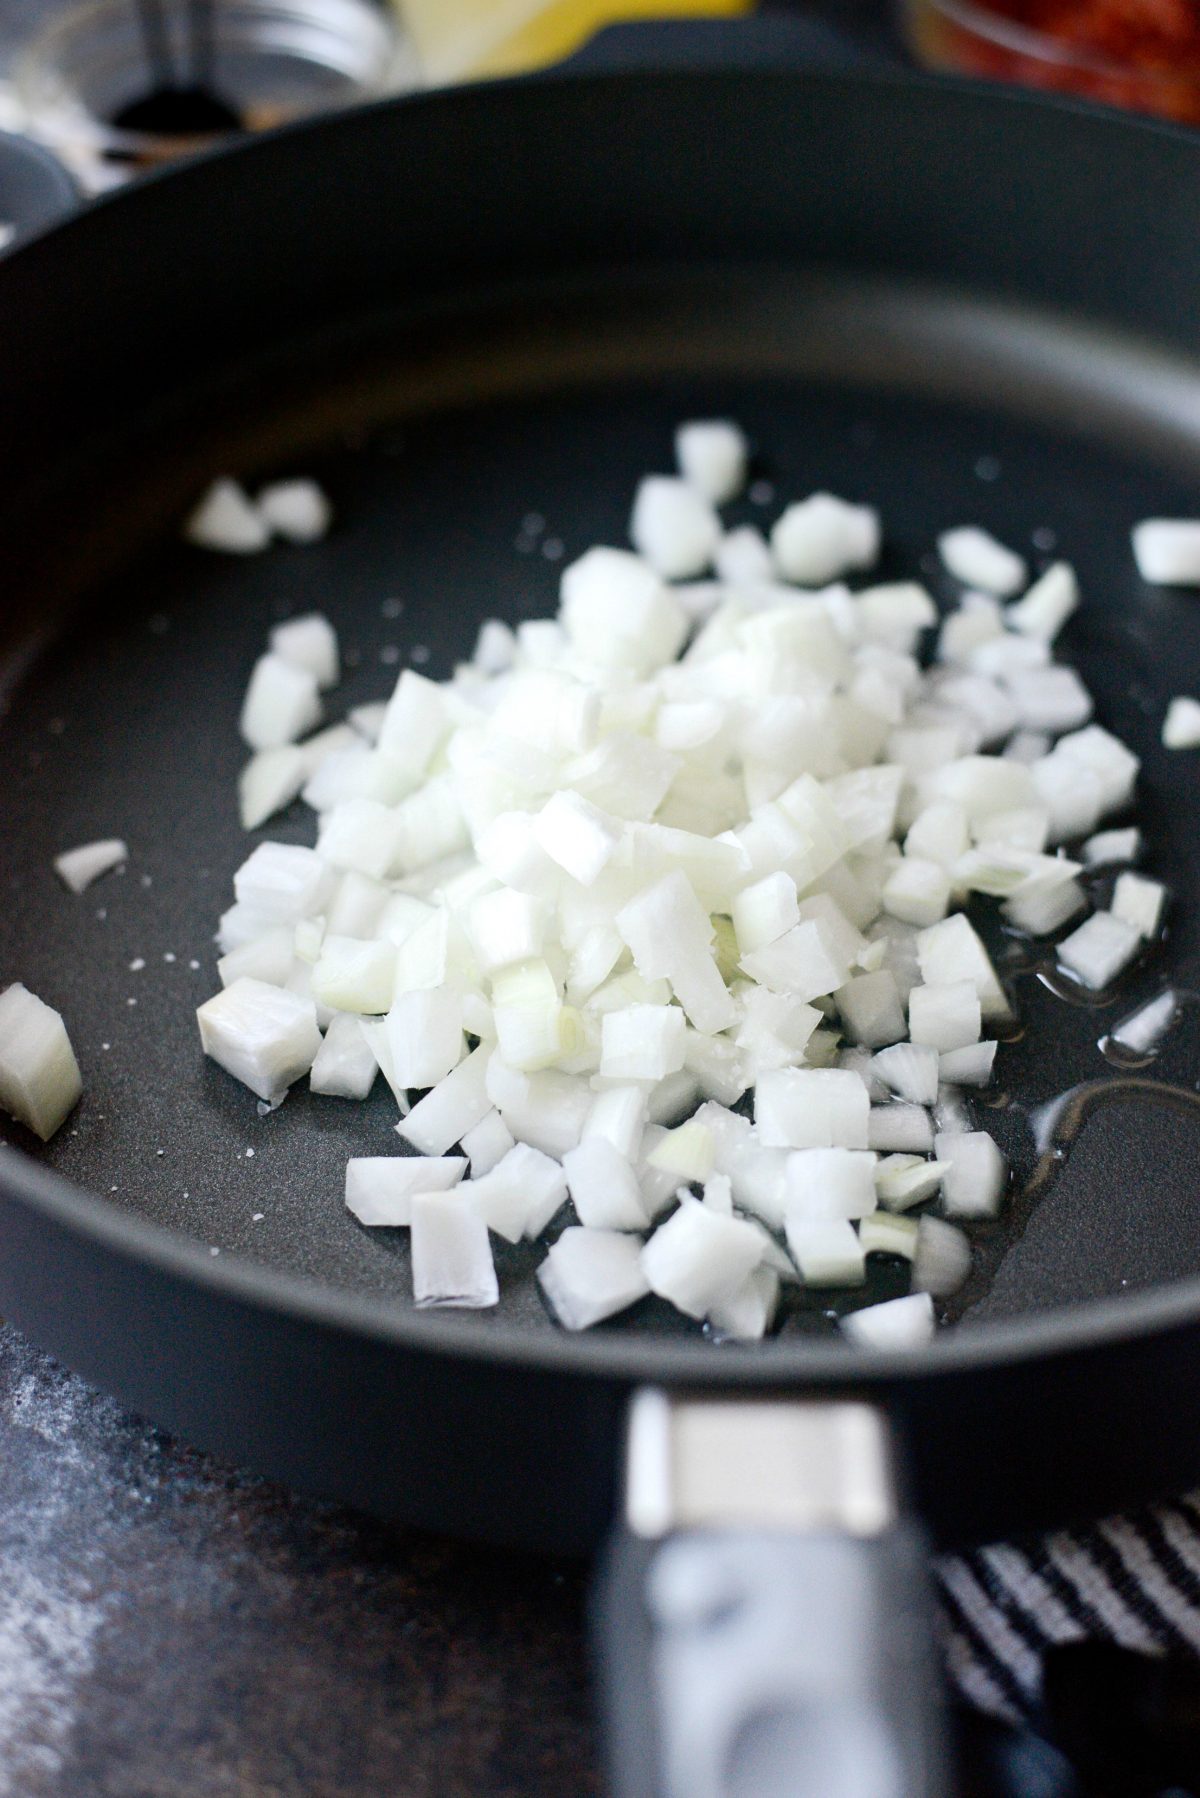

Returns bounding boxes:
[11,0,412,183]
[902,0,1200,125]
[401,0,751,84]
[3,0,1197,198]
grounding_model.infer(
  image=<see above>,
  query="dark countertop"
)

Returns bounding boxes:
[0,1323,598,1795]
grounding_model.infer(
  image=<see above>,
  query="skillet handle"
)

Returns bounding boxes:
[593,1391,952,1798]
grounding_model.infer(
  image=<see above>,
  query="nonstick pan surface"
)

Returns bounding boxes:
[2,69,1200,1554]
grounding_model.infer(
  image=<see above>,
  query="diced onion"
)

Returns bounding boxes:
[0,983,83,1140]
[54,838,129,893]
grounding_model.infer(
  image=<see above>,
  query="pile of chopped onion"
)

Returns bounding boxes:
[192,427,1168,1349]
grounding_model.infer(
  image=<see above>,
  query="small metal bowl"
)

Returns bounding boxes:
[16,0,416,181]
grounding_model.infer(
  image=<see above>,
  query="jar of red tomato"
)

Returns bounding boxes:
[902,0,1200,124]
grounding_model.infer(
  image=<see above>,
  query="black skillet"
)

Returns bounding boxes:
[3,63,1200,1796]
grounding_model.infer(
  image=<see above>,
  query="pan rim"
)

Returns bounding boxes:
[5,1139,1200,1386]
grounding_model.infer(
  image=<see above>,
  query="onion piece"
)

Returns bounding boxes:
[867,1104,934,1154]
[460,1108,516,1177]
[913,1215,972,1297]
[600,1004,686,1082]
[933,1129,1008,1219]
[1112,872,1166,941]
[466,1142,568,1242]
[257,478,332,544]
[908,980,982,1053]
[707,1265,780,1340]
[875,1155,949,1213]
[240,653,322,751]
[870,1043,939,1106]
[1057,910,1141,990]
[1132,519,1200,585]
[395,1044,492,1155]
[186,477,270,554]
[239,747,307,831]
[538,1227,650,1330]
[1112,988,1178,1055]
[676,419,748,505]
[344,1153,465,1226]
[562,1138,648,1231]
[858,1211,919,1259]
[840,1292,934,1349]
[310,1014,379,1099]
[785,1217,865,1287]
[1006,562,1078,641]
[937,1041,997,1087]
[771,493,880,586]
[784,1147,877,1220]
[938,526,1027,596]
[640,1197,765,1318]
[1163,696,1200,749]
[836,971,906,1049]
[0,983,83,1141]
[411,1192,498,1308]
[197,976,321,1102]
[647,1119,715,1182]
[53,838,129,894]
[630,475,720,579]
[1083,827,1141,867]
[269,612,339,688]
[755,1067,870,1150]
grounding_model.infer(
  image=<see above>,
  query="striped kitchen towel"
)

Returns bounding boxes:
[939,1496,1200,1721]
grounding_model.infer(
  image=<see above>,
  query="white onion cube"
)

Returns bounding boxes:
[630,475,721,580]
[1132,519,1200,585]
[461,1109,515,1178]
[640,1198,764,1318]
[186,477,270,553]
[675,419,748,505]
[53,838,129,894]
[837,971,907,1049]
[707,1266,781,1340]
[239,747,307,830]
[841,1292,934,1349]
[538,1227,650,1330]
[467,1142,568,1242]
[563,1138,648,1231]
[1112,872,1166,940]
[755,1068,870,1150]
[870,1043,939,1106]
[257,478,332,544]
[913,1215,972,1297]
[386,987,464,1089]
[345,1154,465,1226]
[599,1005,686,1081]
[938,526,1027,596]
[0,983,83,1140]
[197,976,321,1101]
[1006,562,1078,641]
[533,789,621,886]
[909,981,982,1053]
[934,1129,1007,1218]
[868,1104,934,1154]
[310,1014,378,1099]
[396,1045,492,1155]
[1163,696,1200,749]
[785,1217,865,1286]
[771,493,880,585]
[269,611,339,688]
[784,1147,877,1220]
[411,1192,498,1308]
[240,653,322,751]
[1058,910,1140,990]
